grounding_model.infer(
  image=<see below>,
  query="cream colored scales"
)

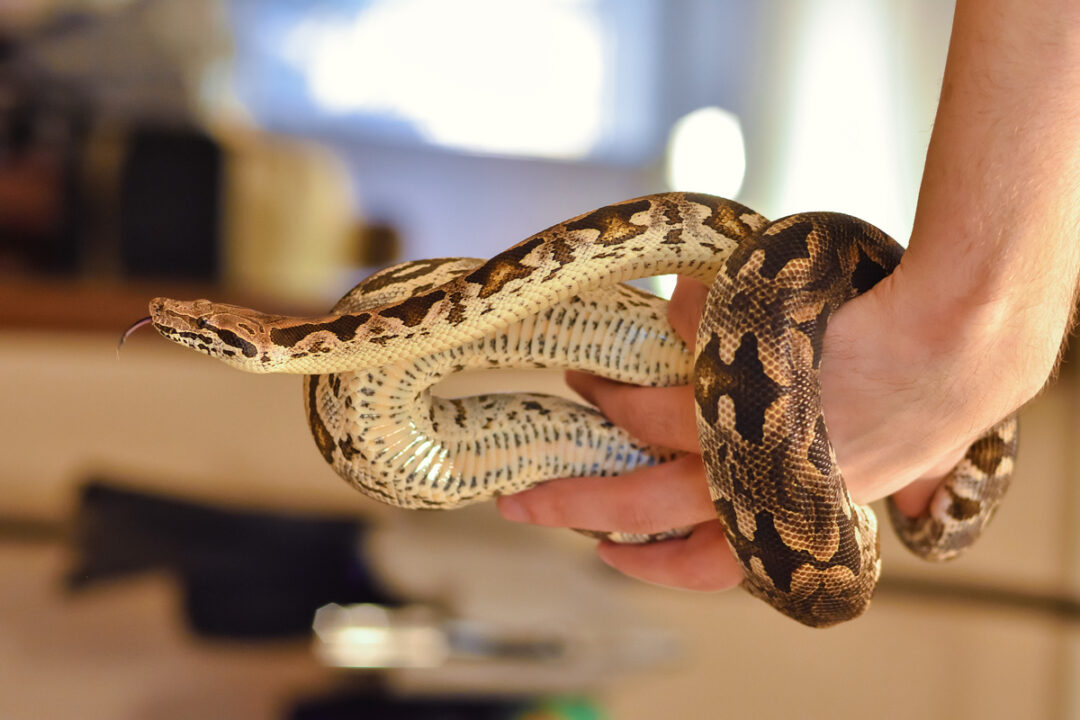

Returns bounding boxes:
[145,193,1017,627]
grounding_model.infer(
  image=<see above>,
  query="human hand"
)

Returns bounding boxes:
[495,271,993,591]
[499,0,1080,593]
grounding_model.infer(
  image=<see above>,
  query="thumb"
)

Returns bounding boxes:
[667,276,710,350]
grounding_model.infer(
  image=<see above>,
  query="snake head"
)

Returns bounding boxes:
[148,297,291,372]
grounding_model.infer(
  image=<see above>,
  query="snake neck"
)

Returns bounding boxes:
[150,192,768,374]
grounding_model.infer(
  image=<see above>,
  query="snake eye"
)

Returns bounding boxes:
[196,318,208,329]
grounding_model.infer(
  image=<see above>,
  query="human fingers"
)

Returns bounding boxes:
[667,275,711,348]
[496,454,715,536]
[564,370,700,453]
[597,520,743,592]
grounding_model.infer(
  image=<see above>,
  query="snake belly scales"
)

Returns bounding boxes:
[147,192,1017,627]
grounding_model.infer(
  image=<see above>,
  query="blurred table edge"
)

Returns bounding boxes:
[0,274,319,333]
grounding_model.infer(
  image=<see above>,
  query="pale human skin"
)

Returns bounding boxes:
[497,0,1080,591]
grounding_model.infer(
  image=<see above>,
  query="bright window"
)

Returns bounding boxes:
[227,0,659,162]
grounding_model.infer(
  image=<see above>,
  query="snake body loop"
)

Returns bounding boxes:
[149,192,1017,627]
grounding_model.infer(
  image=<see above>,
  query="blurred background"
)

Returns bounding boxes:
[1,0,1078,718]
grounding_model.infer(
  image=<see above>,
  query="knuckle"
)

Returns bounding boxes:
[526,485,573,526]
[600,389,659,439]
[612,495,669,534]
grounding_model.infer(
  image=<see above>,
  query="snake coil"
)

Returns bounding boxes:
[147,193,1017,627]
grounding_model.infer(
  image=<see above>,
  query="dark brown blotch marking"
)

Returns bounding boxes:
[682,193,760,240]
[564,198,651,246]
[208,326,258,358]
[464,236,544,299]
[338,434,361,461]
[850,247,892,294]
[759,221,815,279]
[947,492,982,521]
[724,218,811,282]
[380,289,447,328]
[271,313,372,348]
[549,235,578,265]
[306,376,336,465]
[661,226,684,245]
[714,496,864,620]
[965,431,1009,476]
[176,330,215,346]
[522,399,552,416]
[542,236,580,281]
[446,290,468,325]
[694,333,784,445]
[450,398,468,428]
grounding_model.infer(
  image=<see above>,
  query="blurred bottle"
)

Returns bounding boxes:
[217,125,366,306]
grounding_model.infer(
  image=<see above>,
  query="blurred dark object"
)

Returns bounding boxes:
[351,221,401,268]
[0,5,224,281]
[68,481,401,639]
[118,128,222,280]
[0,100,222,280]
[289,691,540,720]
[0,68,88,274]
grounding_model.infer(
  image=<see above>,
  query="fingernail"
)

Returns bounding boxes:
[497,496,528,522]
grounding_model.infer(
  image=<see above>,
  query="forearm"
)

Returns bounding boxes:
[496,2,1080,585]
[899,0,1080,402]
[820,0,1080,510]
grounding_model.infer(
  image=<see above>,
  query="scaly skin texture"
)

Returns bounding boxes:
[149,192,1017,627]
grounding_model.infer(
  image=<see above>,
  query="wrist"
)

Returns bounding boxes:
[819,260,1043,504]
[890,249,1070,412]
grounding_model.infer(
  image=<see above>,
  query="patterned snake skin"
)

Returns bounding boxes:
[146,192,1017,627]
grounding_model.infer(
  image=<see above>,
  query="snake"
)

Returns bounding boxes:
[139,192,1017,627]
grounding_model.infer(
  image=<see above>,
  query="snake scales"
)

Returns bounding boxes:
[145,192,1017,627]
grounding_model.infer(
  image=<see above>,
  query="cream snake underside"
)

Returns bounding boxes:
[146,192,1017,627]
